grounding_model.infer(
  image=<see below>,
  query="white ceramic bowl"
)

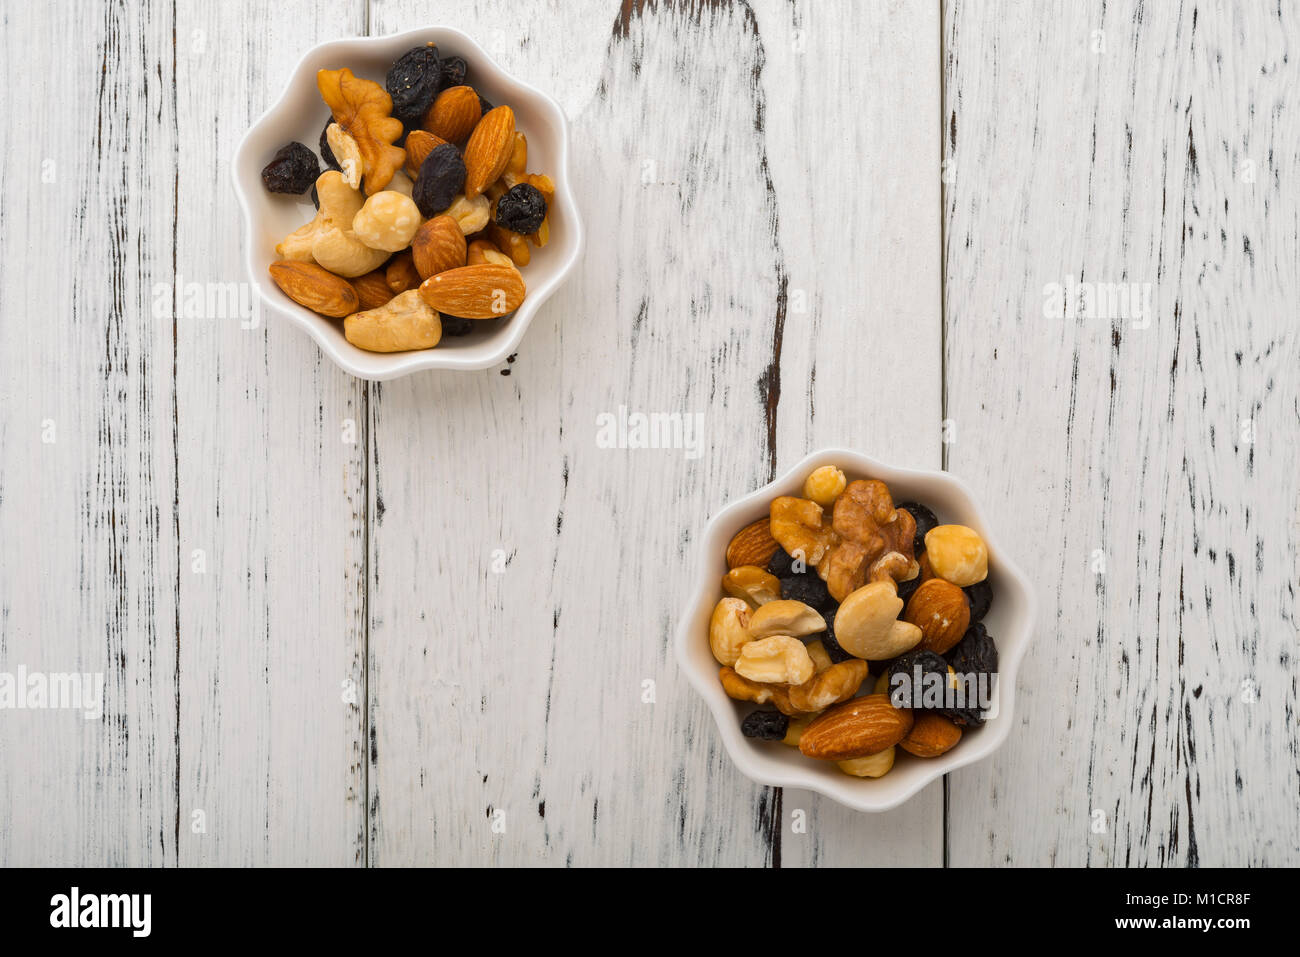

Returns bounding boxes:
[232,27,583,380]
[675,449,1036,813]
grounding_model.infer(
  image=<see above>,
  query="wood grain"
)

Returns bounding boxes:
[363,0,943,866]
[171,3,369,865]
[943,0,1300,866]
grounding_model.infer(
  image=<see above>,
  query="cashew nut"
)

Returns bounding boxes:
[735,636,816,686]
[722,566,782,608]
[837,746,896,778]
[747,600,826,639]
[444,193,490,235]
[343,289,441,353]
[326,123,363,189]
[275,171,388,278]
[352,190,422,252]
[833,580,923,659]
[708,597,752,666]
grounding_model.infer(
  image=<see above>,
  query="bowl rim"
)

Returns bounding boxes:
[231,26,584,380]
[673,447,1037,813]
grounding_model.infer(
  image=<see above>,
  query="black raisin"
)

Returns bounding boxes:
[778,572,833,613]
[440,314,475,337]
[439,55,467,90]
[945,622,997,677]
[478,94,493,115]
[319,118,340,171]
[495,183,547,234]
[740,710,789,741]
[884,651,950,709]
[898,501,939,554]
[941,623,997,727]
[766,547,795,577]
[817,611,854,663]
[310,184,319,209]
[261,142,319,194]
[387,43,442,130]
[896,573,922,604]
[963,579,993,622]
[412,142,467,217]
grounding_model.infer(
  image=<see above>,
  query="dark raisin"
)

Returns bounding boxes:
[896,573,922,604]
[945,622,997,677]
[440,314,475,337]
[817,611,853,663]
[898,501,939,554]
[310,184,319,209]
[963,579,993,622]
[439,55,467,90]
[412,142,467,217]
[740,710,789,741]
[884,651,950,709]
[766,547,795,577]
[778,572,833,613]
[387,43,442,130]
[495,183,547,234]
[261,142,319,194]
[941,622,997,727]
[319,118,340,171]
[478,94,493,115]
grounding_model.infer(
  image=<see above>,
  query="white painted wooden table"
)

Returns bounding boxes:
[1,0,1296,867]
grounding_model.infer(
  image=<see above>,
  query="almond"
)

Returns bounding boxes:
[385,250,421,294]
[903,579,970,654]
[350,270,395,310]
[898,712,963,758]
[404,129,448,177]
[411,215,467,279]
[418,263,525,319]
[463,106,515,197]
[423,86,481,143]
[268,260,359,318]
[726,518,780,570]
[798,694,914,761]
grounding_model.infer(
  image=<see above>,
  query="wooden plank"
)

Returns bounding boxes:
[0,0,179,865]
[943,0,1300,865]
[171,2,369,865]
[365,0,942,865]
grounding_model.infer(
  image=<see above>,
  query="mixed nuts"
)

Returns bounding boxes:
[260,42,556,353]
[710,466,999,780]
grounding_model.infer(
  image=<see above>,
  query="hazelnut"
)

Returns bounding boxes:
[924,525,989,586]
[803,465,847,507]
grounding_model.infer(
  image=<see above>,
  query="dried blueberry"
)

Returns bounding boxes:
[439,55,467,90]
[261,142,319,194]
[778,572,833,613]
[496,183,547,235]
[319,117,340,171]
[964,579,993,622]
[412,142,467,217]
[741,710,789,741]
[766,547,795,577]
[440,314,475,337]
[387,43,442,130]
[884,650,950,709]
[898,501,939,554]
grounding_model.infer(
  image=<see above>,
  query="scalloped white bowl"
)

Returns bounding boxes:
[233,27,583,380]
[675,449,1036,813]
